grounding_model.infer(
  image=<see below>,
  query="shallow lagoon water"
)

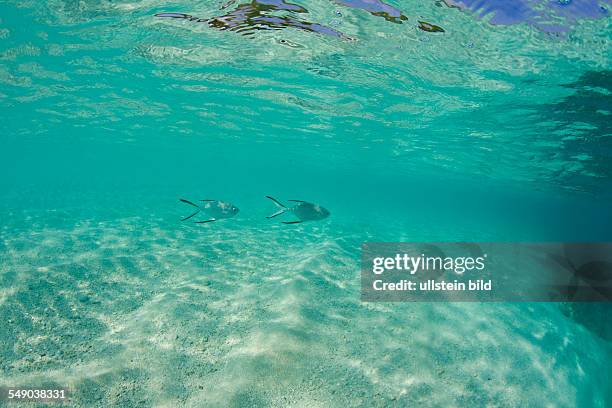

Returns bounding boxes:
[1,0,611,407]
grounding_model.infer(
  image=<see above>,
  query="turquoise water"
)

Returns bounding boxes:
[1,0,611,406]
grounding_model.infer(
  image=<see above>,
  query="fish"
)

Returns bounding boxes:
[179,198,240,224]
[265,196,330,224]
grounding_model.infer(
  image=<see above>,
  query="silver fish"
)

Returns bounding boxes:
[265,196,330,224]
[180,198,239,223]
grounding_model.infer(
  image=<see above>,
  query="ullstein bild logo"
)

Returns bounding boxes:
[361,243,612,302]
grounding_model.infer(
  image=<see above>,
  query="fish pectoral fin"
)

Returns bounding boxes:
[195,218,216,224]
[282,221,303,224]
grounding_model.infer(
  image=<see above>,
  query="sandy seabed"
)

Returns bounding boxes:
[0,212,610,407]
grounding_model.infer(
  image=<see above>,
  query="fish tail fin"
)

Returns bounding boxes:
[265,196,287,219]
[180,198,201,221]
